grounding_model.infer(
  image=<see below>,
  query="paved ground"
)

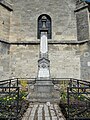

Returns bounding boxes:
[22,103,65,120]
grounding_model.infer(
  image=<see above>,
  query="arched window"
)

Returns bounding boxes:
[38,14,52,39]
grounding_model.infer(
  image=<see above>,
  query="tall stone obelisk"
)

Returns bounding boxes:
[38,16,50,79]
[38,32,50,78]
[30,16,59,102]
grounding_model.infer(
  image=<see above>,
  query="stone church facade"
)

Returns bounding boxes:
[0,0,90,80]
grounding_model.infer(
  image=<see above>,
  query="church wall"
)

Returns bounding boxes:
[9,0,77,42]
[0,42,90,80]
[0,0,90,80]
[0,5,10,41]
[0,42,10,80]
[9,45,39,78]
[75,5,89,41]
[80,43,90,80]
[9,44,81,79]
[49,44,80,79]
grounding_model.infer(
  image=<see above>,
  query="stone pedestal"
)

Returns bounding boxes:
[29,57,60,102]
[34,78,54,98]
[29,77,60,103]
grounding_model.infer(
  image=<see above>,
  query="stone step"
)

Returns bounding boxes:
[34,85,54,92]
[29,98,60,103]
[28,88,60,102]
[28,93,59,98]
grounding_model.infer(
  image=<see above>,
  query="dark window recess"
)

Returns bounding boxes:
[38,14,52,39]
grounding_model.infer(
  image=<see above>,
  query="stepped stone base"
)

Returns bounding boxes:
[28,78,60,103]
[28,93,60,103]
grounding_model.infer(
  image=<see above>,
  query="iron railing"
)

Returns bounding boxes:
[0,77,36,120]
[0,78,19,120]
[52,78,90,120]
[0,77,89,120]
[67,78,90,120]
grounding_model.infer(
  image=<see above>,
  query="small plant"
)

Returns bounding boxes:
[60,91,67,102]
[19,91,28,100]
[20,80,28,88]
[19,79,28,92]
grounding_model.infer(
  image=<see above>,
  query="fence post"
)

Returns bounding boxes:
[77,80,79,95]
[17,78,18,87]
[69,78,72,92]
[17,87,19,119]
[67,87,70,120]
[9,80,11,95]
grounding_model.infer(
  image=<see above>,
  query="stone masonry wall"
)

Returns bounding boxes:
[9,0,77,42]
[0,42,10,80]
[9,44,81,79]
[75,7,89,41]
[0,0,90,80]
[9,45,39,78]
[49,44,80,79]
[0,5,10,41]
[0,42,90,80]
[80,43,90,80]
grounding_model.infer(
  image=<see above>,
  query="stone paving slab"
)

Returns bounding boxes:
[44,104,50,117]
[22,103,66,120]
[38,105,43,119]
[52,116,58,120]
[29,104,38,120]
[45,117,51,120]
[24,108,32,117]
[22,117,28,120]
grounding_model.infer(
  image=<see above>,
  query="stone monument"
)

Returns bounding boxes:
[30,16,59,102]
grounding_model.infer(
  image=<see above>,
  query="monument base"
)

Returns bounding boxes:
[28,78,60,103]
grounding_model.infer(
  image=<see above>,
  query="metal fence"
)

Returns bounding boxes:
[0,78,19,120]
[0,77,90,120]
[67,79,90,120]
[0,77,36,120]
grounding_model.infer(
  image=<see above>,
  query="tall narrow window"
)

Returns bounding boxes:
[38,14,52,39]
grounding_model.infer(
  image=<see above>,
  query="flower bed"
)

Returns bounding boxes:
[59,81,90,120]
[0,90,29,120]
